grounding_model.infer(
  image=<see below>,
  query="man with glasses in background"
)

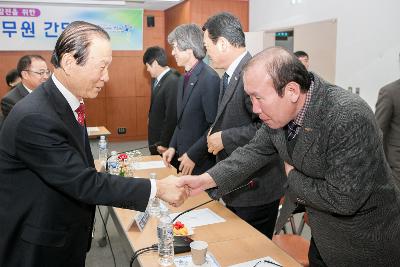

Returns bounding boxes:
[1,55,50,118]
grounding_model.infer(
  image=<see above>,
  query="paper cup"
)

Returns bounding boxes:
[190,240,208,265]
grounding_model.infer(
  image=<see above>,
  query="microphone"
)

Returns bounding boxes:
[223,179,258,195]
[171,179,257,222]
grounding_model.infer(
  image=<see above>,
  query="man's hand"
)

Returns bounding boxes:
[178,153,195,175]
[156,175,188,207]
[177,173,217,196]
[157,145,168,154]
[207,131,224,155]
[162,147,175,167]
[284,161,294,176]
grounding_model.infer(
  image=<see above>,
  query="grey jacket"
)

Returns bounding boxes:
[209,52,285,206]
[207,74,400,266]
[375,78,400,183]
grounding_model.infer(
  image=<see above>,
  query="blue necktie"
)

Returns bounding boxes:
[152,79,158,93]
[221,72,229,97]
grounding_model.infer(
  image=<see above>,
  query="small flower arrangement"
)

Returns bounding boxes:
[117,153,128,176]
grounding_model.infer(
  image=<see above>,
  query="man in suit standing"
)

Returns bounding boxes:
[143,46,180,157]
[1,55,50,118]
[0,21,186,267]
[202,12,285,239]
[163,24,220,175]
[178,47,400,266]
[375,78,400,185]
[5,68,21,89]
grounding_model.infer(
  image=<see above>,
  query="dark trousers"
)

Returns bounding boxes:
[309,237,327,267]
[226,199,280,239]
[149,145,159,155]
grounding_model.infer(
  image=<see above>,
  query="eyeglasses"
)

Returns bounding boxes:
[253,259,282,267]
[24,69,51,77]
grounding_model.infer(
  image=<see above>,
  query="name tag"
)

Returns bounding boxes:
[134,210,150,232]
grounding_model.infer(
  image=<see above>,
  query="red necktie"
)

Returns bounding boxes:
[75,102,85,126]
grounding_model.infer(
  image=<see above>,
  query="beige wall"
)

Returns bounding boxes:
[294,19,337,83]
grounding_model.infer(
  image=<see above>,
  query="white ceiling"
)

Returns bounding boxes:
[1,0,184,10]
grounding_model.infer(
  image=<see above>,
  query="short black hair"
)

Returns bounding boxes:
[202,12,245,48]
[5,68,19,87]
[143,46,167,67]
[17,55,46,77]
[294,50,309,58]
[51,21,110,68]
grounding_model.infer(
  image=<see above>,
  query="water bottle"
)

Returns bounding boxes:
[108,151,119,175]
[148,173,161,217]
[157,210,174,266]
[98,135,108,168]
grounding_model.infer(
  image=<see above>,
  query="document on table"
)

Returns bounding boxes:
[87,127,99,132]
[169,208,226,227]
[228,256,282,267]
[131,160,166,170]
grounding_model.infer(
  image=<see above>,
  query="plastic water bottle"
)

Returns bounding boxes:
[98,136,108,168]
[108,151,119,175]
[157,210,174,266]
[148,173,161,217]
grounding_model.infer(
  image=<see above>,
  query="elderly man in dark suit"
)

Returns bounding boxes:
[0,21,186,267]
[202,12,285,239]
[143,46,180,157]
[163,24,219,175]
[178,47,400,266]
[1,55,50,118]
[375,78,400,186]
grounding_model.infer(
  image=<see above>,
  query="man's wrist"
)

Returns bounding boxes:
[203,173,217,189]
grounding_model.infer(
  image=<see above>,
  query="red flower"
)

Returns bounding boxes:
[118,153,128,160]
[173,221,185,230]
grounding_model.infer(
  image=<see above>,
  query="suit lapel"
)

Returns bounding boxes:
[150,70,170,111]
[43,79,89,166]
[213,52,251,127]
[177,62,203,123]
[176,77,184,120]
[291,74,325,170]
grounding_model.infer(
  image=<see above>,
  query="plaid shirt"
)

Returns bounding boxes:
[292,79,314,133]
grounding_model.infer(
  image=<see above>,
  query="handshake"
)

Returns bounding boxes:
[154,173,217,207]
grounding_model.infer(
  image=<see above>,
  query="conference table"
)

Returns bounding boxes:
[95,156,301,267]
[87,126,111,139]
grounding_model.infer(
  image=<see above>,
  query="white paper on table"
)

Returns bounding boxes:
[87,127,99,132]
[174,253,220,267]
[169,208,225,228]
[131,160,166,170]
[228,256,282,267]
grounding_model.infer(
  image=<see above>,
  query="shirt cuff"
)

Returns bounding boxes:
[150,178,157,199]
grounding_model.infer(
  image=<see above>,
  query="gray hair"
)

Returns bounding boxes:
[167,24,205,60]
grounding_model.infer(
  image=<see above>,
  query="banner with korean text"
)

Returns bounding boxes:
[0,4,143,51]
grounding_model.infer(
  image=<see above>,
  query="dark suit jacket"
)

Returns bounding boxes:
[209,52,285,207]
[375,78,400,183]
[1,82,29,118]
[169,61,219,175]
[207,73,400,266]
[0,78,151,267]
[148,68,180,153]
